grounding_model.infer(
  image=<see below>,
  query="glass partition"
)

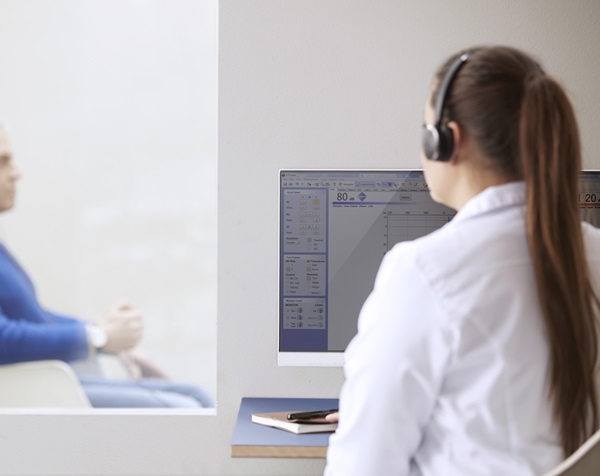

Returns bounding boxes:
[0,0,217,409]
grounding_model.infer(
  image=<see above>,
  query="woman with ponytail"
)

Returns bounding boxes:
[325,46,600,475]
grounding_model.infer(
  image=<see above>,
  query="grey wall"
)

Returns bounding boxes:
[0,1,599,475]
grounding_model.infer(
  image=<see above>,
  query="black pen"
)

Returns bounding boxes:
[286,409,339,421]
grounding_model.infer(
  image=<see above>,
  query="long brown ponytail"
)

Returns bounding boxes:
[520,72,599,455]
[433,46,599,456]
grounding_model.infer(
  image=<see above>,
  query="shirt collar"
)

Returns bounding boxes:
[452,181,526,224]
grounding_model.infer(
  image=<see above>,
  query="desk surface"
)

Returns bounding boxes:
[231,397,339,458]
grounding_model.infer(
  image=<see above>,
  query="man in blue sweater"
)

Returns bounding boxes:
[0,125,212,408]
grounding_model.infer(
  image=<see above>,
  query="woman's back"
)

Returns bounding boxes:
[327,182,600,475]
[414,182,600,474]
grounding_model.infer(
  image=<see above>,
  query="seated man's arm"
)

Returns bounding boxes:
[0,309,89,364]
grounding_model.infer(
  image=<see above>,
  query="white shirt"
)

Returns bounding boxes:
[325,181,600,476]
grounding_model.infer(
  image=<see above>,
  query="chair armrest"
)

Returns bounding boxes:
[0,360,91,408]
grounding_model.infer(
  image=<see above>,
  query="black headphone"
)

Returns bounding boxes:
[422,53,470,162]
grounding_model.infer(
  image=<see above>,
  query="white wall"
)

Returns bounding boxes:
[0,1,599,475]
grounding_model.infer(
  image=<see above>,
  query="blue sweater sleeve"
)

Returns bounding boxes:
[0,309,89,364]
[0,243,90,364]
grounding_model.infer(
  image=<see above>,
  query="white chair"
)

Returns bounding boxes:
[0,360,91,408]
[541,429,600,476]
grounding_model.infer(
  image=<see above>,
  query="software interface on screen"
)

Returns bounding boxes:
[279,169,600,366]
[278,170,456,361]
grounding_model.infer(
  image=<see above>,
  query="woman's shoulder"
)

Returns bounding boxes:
[376,224,457,286]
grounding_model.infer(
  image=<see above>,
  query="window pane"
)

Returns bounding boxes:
[0,0,216,408]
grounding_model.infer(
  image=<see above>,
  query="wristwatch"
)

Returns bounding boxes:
[86,324,108,350]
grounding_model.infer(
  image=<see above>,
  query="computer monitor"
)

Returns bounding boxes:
[579,170,600,227]
[278,169,455,366]
[278,169,600,367]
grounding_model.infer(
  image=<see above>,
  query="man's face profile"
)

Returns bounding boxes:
[0,127,20,213]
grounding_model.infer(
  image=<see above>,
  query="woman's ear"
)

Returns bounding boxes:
[446,121,463,164]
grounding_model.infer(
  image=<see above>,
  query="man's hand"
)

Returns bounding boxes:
[99,300,143,353]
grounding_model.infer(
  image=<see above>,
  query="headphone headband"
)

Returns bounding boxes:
[434,53,469,128]
[422,52,470,162]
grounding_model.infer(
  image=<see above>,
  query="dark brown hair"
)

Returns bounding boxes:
[432,46,599,456]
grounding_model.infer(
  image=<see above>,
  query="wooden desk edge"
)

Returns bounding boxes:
[231,445,327,458]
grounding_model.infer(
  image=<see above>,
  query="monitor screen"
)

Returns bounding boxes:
[278,169,455,366]
[278,169,600,367]
[579,170,600,227]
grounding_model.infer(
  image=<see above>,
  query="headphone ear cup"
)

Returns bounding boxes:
[436,124,455,162]
[422,125,439,161]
